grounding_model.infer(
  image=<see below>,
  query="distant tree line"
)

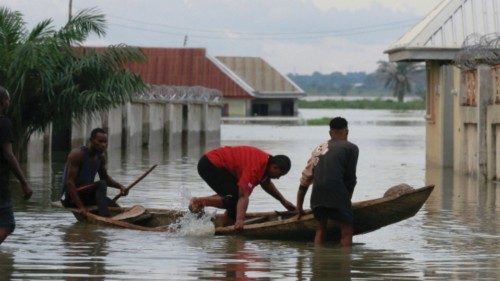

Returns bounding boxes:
[288,61,426,100]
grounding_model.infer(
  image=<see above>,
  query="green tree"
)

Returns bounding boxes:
[0,7,146,158]
[376,61,423,102]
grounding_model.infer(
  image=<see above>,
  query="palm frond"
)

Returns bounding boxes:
[58,7,106,43]
[26,19,55,42]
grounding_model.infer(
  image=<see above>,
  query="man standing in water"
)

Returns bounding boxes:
[0,86,33,245]
[296,117,359,247]
[190,146,296,230]
[61,128,128,217]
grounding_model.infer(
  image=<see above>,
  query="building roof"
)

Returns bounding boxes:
[126,48,253,99]
[216,56,305,98]
[385,0,500,62]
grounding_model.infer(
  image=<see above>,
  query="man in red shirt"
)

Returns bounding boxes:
[190,146,296,230]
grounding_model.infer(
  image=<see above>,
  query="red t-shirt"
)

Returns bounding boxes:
[205,146,270,195]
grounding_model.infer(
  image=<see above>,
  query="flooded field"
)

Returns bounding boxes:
[1,109,498,280]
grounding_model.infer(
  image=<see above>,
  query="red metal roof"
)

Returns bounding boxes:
[126,48,252,99]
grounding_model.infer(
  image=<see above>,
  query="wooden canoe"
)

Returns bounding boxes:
[54,184,434,241]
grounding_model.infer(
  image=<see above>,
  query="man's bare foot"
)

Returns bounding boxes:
[188,198,204,213]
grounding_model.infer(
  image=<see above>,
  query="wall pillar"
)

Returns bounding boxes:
[103,105,122,151]
[123,101,144,148]
[476,65,493,181]
[165,102,183,147]
[202,103,221,147]
[185,102,203,147]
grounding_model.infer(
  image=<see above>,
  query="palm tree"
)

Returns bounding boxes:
[0,7,146,158]
[376,61,423,102]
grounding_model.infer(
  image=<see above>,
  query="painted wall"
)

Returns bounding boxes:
[104,106,123,150]
[427,62,500,181]
[226,99,248,117]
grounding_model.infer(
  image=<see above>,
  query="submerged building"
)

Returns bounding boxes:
[385,0,500,181]
[127,48,305,117]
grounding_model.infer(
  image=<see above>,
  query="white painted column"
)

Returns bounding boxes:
[123,101,144,148]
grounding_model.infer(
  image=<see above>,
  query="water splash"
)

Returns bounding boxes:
[166,212,215,237]
[164,187,216,237]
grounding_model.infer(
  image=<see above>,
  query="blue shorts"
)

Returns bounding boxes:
[0,206,15,234]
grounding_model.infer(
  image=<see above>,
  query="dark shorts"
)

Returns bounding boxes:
[0,206,15,233]
[197,155,239,220]
[313,207,353,224]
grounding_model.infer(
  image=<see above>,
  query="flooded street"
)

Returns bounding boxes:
[1,109,499,280]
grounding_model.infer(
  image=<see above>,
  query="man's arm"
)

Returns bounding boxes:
[65,150,87,211]
[97,155,127,196]
[296,184,309,218]
[234,189,250,231]
[345,145,359,199]
[260,180,296,211]
[1,142,32,199]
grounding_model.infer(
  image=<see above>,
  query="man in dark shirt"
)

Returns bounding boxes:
[0,86,33,245]
[61,128,128,217]
[296,117,359,247]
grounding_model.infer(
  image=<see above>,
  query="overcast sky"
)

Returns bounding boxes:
[3,0,438,74]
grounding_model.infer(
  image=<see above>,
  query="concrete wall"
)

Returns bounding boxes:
[103,105,122,150]
[185,103,203,146]
[487,105,500,180]
[428,63,500,181]
[165,102,183,147]
[71,112,103,147]
[123,102,144,148]
[425,62,456,168]
[27,131,46,163]
[52,86,222,158]
[203,103,221,146]
[143,102,166,148]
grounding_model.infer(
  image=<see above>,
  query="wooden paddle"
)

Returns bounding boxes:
[111,164,157,203]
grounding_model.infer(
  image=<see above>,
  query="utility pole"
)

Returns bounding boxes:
[183,35,188,47]
[68,0,73,22]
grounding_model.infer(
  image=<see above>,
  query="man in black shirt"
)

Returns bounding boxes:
[0,86,32,245]
[296,117,359,247]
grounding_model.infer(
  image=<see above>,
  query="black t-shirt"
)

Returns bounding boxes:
[0,115,14,204]
[310,139,359,211]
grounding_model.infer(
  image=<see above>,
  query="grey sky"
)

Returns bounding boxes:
[3,0,437,74]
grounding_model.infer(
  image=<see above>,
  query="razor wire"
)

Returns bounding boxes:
[134,85,223,104]
[454,33,500,70]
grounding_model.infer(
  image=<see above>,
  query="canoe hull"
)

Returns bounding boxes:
[214,185,434,241]
[60,185,434,241]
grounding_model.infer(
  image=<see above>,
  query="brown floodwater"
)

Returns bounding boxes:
[0,109,498,280]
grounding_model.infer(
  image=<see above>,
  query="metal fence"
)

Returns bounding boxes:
[455,33,500,70]
[134,85,223,104]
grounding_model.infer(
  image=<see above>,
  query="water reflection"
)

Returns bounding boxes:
[423,167,500,280]
[0,251,14,280]
[2,109,499,280]
[62,223,110,280]
[310,246,352,281]
[203,237,271,280]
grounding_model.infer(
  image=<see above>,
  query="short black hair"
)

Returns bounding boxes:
[330,117,348,130]
[90,128,107,139]
[0,86,10,100]
[269,155,291,174]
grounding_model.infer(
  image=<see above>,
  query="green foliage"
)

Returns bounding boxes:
[299,99,425,110]
[376,61,424,102]
[0,7,146,155]
[288,69,426,97]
